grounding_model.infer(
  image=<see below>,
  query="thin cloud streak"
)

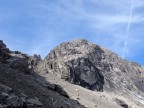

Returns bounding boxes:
[29,0,144,59]
[122,0,134,58]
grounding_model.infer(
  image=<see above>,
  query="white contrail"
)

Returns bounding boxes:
[122,0,134,58]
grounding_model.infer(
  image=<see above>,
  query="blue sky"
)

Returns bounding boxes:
[0,0,144,65]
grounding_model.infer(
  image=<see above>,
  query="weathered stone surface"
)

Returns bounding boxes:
[35,77,69,98]
[9,57,31,74]
[26,99,42,107]
[6,95,23,107]
[0,90,43,108]
[0,83,12,93]
[0,83,42,108]
[28,54,42,70]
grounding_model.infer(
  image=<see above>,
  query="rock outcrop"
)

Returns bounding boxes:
[40,39,144,97]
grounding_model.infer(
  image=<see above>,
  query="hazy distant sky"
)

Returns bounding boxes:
[0,0,144,65]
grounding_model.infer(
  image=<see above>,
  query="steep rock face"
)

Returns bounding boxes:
[41,39,144,95]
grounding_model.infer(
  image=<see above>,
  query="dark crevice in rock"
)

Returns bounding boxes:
[115,98,129,108]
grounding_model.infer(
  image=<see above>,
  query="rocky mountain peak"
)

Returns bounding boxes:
[46,39,103,62]
[40,39,144,95]
[70,39,91,46]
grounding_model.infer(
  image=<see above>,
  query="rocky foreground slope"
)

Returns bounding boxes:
[0,40,84,108]
[0,39,144,108]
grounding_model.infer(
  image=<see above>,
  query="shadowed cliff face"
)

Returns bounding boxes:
[40,39,144,96]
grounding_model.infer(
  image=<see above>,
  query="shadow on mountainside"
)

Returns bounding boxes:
[0,53,85,108]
